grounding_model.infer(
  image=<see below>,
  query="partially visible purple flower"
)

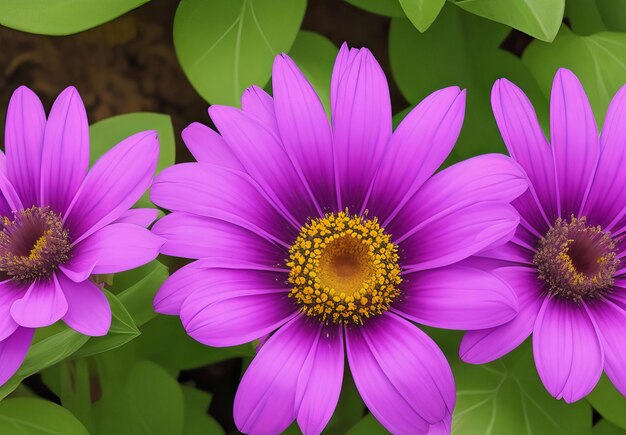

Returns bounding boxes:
[0,86,164,385]
[461,69,626,403]
[152,44,527,434]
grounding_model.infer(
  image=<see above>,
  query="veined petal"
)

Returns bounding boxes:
[181,122,242,170]
[113,208,158,227]
[241,85,278,134]
[10,275,67,328]
[59,273,111,337]
[0,327,34,386]
[0,280,25,341]
[331,44,392,212]
[5,86,45,207]
[40,87,89,214]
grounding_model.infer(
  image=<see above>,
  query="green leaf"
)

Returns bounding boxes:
[399,0,445,32]
[0,328,89,401]
[451,342,592,435]
[89,112,176,208]
[0,398,89,434]
[566,0,607,35]
[594,419,626,435]
[588,375,626,430]
[174,0,306,106]
[325,372,365,433]
[182,386,224,435]
[0,0,148,36]
[346,414,387,435]
[72,290,140,359]
[345,0,405,17]
[451,0,564,42]
[287,30,338,115]
[523,26,626,127]
[596,0,626,32]
[389,4,547,164]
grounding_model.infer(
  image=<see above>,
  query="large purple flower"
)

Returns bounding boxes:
[0,86,163,386]
[152,44,527,434]
[461,68,626,403]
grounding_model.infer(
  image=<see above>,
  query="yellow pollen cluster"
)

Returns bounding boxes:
[287,212,402,325]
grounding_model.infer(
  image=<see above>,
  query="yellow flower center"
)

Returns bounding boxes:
[287,212,402,325]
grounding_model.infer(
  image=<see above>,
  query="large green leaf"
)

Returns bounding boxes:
[0,0,148,36]
[451,342,592,435]
[345,0,405,17]
[587,375,626,430]
[594,420,626,435]
[389,4,547,164]
[287,30,338,115]
[452,0,564,42]
[182,386,224,435]
[0,398,89,434]
[523,26,626,126]
[174,0,306,106]
[399,0,445,32]
[89,112,176,208]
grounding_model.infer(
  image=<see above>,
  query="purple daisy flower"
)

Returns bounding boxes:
[0,86,164,386]
[461,68,626,403]
[151,44,527,434]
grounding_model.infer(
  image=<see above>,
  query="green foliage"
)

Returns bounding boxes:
[345,0,405,17]
[594,420,626,435]
[174,0,307,106]
[389,4,547,164]
[588,376,626,430]
[0,0,149,35]
[0,398,89,434]
[398,0,446,32]
[524,26,626,126]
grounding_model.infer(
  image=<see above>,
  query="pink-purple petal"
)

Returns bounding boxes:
[152,211,286,263]
[399,202,520,272]
[460,266,543,364]
[396,265,518,330]
[234,315,320,434]
[0,280,24,341]
[10,275,67,328]
[272,54,336,212]
[346,313,454,433]
[241,85,279,135]
[0,327,34,386]
[550,68,600,217]
[533,296,603,402]
[331,45,392,212]
[295,324,344,435]
[113,208,159,227]
[40,87,89,214]
[181,122,243,170]
[64,130,159,242]
[369,87,466,223]
[5,86,45,207]
[59,273,111,337]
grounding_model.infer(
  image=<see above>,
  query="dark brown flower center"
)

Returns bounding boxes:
[534,216,619,302]
[0,206,71,283]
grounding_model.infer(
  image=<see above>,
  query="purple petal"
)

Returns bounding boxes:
[113,208,158,227]
[209,105,319,225]
[272,54,336,211]
[181,122,242,170]
[67,223,163,276]
[369,87,466,223]
[550,68,600,217]
[241,85,278,134]
[584,85,626,228]
[0,170,24,214]
[491,78,557,227]
[234,315,320,434]
[399,202,520,272]
[533,296,603,402]
[0,150,6,175]
[5,86,45,207]
[296,325,344,435]
[59,273,111,336]
[587,299,626,396]
[40,87,89,214]
[0,327,34,386]
[152,212,286,263]
[460,266,543,363]
[179,269,296,347]
[11,275,68,328]
[331,45,392,212]
[64,130,159,242]
[389,153,528,234]
[0,280,25,341]
[395,265,518,330]
[346,313,454,432]
[150,162,296,247]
